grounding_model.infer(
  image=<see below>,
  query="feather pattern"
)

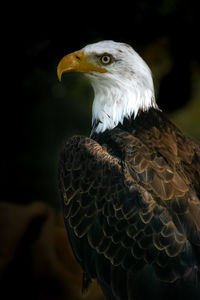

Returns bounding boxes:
[59,109,200,300]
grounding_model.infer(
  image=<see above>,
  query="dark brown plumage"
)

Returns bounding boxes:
[59,108,200,300]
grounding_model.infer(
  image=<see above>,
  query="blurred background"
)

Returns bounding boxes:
[1,0,200,298]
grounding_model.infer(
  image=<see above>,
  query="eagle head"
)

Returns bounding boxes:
[57,40,157,133]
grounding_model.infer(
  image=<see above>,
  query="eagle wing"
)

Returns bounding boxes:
[59,128,200,295]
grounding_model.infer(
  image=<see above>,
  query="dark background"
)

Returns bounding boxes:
[0,1,200,299]
[2,0,200,209]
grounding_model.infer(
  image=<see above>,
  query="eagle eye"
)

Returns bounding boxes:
[99,54,113,65]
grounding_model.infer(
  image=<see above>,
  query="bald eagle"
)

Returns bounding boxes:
[57,41,200,300]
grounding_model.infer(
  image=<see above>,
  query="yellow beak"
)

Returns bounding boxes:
[57,50,107,81]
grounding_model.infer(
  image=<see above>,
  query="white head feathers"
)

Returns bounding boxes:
[82,40,158,133]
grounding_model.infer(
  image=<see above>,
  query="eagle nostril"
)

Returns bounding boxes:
[75,54,81,61]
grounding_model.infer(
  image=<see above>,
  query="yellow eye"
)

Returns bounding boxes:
[100,54,112,65]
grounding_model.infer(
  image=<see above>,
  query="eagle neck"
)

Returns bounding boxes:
[91,79,158,134]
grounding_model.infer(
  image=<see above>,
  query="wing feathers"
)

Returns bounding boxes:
[59,124,200,290]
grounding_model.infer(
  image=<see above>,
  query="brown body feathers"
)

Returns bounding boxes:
[59,108,200,300]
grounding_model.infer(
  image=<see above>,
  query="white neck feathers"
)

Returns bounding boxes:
[90,74,157,133]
